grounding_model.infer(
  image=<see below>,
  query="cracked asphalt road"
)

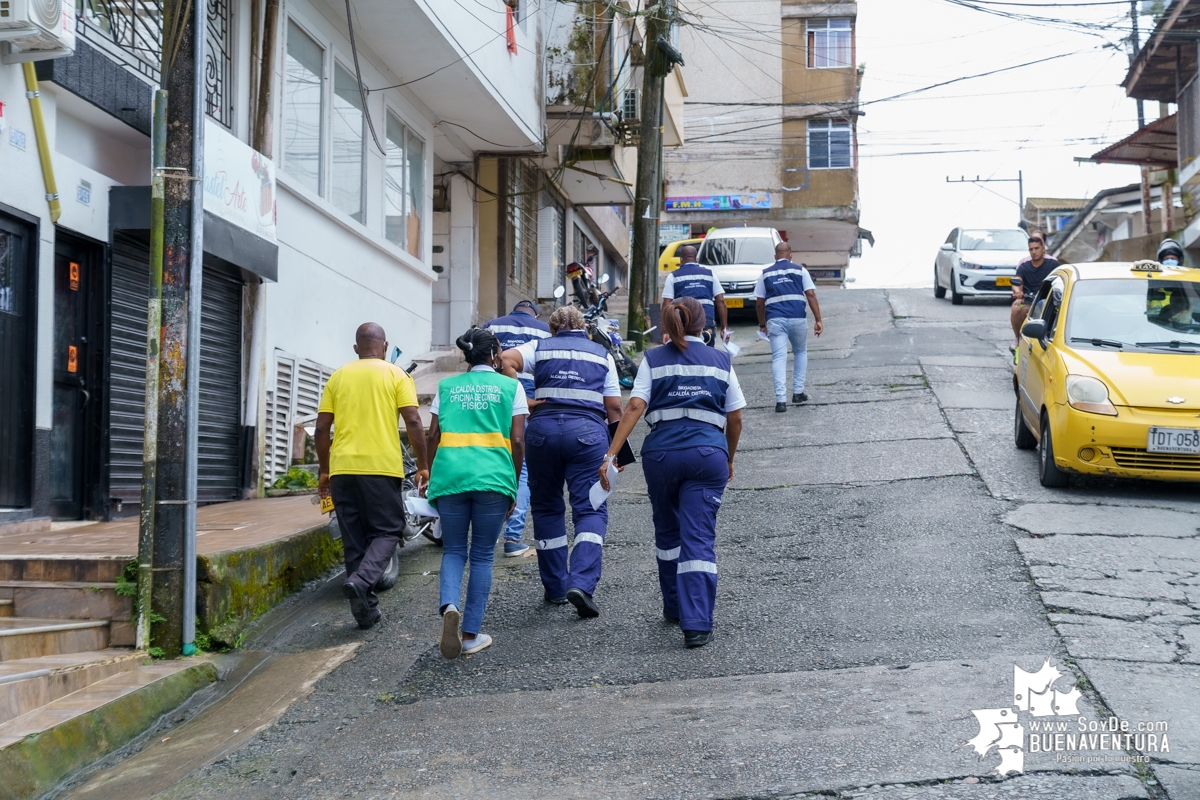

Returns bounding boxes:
[75,288,1199,800]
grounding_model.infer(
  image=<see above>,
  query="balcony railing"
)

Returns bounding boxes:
[74,0,232,129]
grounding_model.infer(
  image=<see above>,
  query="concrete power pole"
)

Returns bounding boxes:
[627,1,670,346]
[138,0,205,658]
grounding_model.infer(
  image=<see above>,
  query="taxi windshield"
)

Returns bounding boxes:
[699,237,777,266]
[1066,279,1200,351]
[960,229,1028,251]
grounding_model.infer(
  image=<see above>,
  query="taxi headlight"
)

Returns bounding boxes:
[1066,375,1117,416]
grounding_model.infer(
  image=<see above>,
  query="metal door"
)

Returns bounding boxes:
[50,236,103,519]
[0,213,36,509]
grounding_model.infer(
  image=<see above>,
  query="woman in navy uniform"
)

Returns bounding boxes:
[600,297,745,648]
[502,305,623,617]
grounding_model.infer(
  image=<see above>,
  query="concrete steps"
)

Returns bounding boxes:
[0,649,144,725]
[0,581,134,647]
[0,557,127,584]
[0,618,110,662]
[0,600,11,618]
[0,660,193,749]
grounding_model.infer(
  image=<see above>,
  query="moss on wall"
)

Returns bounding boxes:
[196,523,343,647]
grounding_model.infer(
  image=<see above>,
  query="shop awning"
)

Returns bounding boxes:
[1090,114,1177,168]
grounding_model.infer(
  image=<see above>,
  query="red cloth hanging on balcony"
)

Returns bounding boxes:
[506,6,518,54]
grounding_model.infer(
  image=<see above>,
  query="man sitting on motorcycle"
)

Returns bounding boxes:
[661,244,727,346]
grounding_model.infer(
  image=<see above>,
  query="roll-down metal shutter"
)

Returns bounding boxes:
[196,268,242,501]
[106,236,243,505]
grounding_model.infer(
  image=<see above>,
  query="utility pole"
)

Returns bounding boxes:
[946,172,1024,227]
[138,0,204,658]
[627,1,670,347]
[1131,0,1145,128]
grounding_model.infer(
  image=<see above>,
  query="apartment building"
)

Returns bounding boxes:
[662,0,861,284]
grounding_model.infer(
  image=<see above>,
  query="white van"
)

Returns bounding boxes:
[696,227,783,314]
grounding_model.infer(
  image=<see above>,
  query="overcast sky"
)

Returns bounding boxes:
[849,0,1149,288]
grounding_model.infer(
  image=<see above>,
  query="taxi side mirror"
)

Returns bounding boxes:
[940,243,955,251]
[1021,319,1046,340]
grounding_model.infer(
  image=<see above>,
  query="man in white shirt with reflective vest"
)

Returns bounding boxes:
[661,244,727,345]
[754,241,824,413]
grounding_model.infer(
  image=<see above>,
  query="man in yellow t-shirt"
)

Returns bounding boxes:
[316,322,429,629]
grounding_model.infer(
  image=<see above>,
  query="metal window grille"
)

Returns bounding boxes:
[506,159,539,294]
[76,0,163,83]
[205,0,232,128]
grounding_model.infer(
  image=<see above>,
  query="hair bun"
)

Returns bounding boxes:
[455,327,478,354]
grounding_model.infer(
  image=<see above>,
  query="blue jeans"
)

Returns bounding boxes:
[526,412,609,597]
[437,491,511,635]
[768,316,809,401]
[643,446,728,632]
[503,459,529,542]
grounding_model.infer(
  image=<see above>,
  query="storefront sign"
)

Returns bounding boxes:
[664,194,774,212]
[203,120,276,243]
[658,224,691,245]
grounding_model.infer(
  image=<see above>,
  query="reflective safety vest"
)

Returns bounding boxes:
[670,263,720,327]
[761,260,810,320]
[532,331,610,418]
[485,312,550,394]
[644,343,730,432]
[427,370,519,503]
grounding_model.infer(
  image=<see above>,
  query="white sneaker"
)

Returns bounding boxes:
[461,633,493,655]
[440,605,462,659]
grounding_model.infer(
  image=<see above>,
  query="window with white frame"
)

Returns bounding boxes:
[283,21,324,195]
[384,112,426,258]
[807,119,852,169]
[331,63,365,222]
[807,19,851,69]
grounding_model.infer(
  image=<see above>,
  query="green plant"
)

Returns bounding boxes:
[147,646,165,659]
[194,624,212,652]
[272,467,318,491]
[115,560,138,597]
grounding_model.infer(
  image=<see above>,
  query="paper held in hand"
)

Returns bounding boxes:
[725,340,741,358]
[589,460,620,510]
[404,494,440,518]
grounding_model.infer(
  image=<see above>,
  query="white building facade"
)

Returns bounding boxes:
[0,0,543,525]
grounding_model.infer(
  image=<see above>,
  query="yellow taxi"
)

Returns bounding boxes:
[658,238,703,272]
[1014,260,1200,487]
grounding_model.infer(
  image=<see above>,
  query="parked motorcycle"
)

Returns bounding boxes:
[566,260,601,309]
[557,277,637,389]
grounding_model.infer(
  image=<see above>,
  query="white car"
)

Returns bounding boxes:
[696,227,783,315]
[934,228,1029,305]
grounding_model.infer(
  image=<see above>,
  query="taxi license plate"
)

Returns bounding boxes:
[724,297,744,309]
[995,276,1012,287]
[1147,427,1200,454]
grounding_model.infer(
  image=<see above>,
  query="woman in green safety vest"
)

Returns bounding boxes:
[426,327,527,659]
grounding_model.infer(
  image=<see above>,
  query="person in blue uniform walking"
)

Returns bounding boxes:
[661,244,727,346]
[755,241,823,413]
[485,300,550,558]
[600,297,745,648]
[501,305,623,618]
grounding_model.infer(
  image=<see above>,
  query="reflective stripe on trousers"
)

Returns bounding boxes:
[642,445,728,632]
[525,412,610,597]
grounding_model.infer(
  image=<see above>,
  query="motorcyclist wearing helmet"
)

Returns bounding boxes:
[1157,238,1185,267]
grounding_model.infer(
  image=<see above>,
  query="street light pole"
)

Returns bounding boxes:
[946,173,1025,228]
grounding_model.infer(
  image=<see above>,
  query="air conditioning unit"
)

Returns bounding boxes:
[0,0,76,64]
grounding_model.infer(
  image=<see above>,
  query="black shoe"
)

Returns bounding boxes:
[359,608,382,630]
[684,630,714,648]
[544,591,569,605]
[775,402,787,413]
[663,612,679,625]
[342,580,370,627]
[792,393,808,404]
[566,588,600,618]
